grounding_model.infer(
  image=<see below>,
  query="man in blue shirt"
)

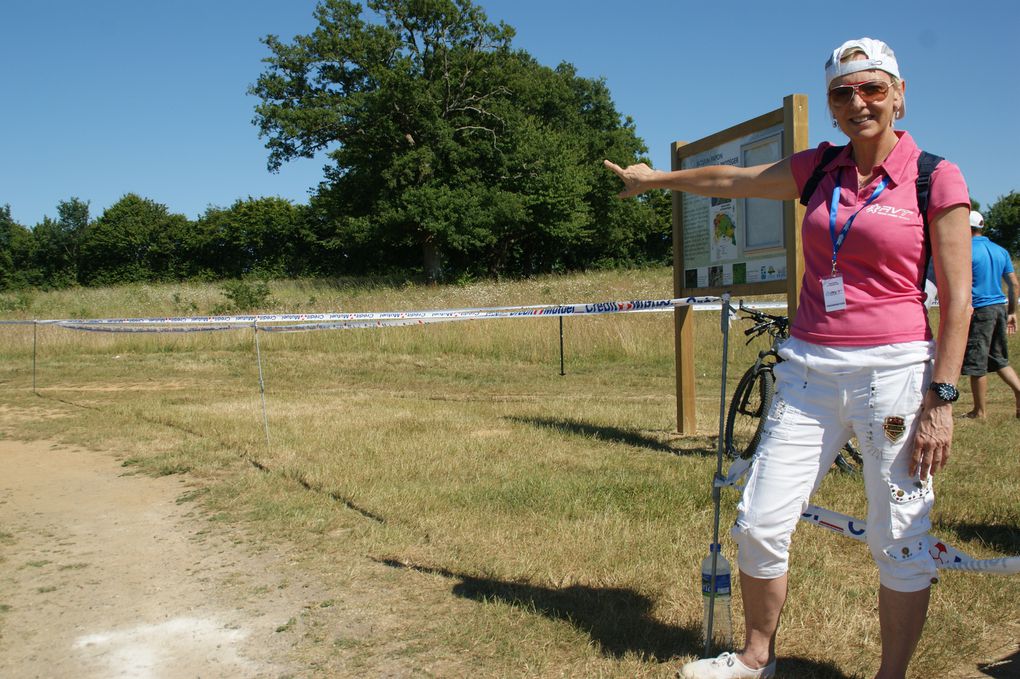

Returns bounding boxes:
[962,210,1020,419]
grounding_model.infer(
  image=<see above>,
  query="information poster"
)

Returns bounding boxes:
[679,123,785,292]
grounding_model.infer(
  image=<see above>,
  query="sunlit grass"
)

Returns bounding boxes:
[1,267,1018,678]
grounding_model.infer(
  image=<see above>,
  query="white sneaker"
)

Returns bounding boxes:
[677,652,776,679]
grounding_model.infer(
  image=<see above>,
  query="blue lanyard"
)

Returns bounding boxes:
[828,174,888,274]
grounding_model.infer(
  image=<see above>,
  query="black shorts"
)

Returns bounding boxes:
[962,304,1010,377]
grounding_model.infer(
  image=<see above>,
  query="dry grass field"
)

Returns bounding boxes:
[1,268,1018,678]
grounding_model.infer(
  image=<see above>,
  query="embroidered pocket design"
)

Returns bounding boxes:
[883,416,906,443]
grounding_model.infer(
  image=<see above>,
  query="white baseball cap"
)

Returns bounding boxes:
[826,38,904,118]
[825,38,901,88]
[970,210,985,229]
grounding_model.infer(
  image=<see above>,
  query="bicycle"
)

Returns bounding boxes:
[724,302,863,475]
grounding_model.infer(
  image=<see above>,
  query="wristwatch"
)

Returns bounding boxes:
[928,382,960,403]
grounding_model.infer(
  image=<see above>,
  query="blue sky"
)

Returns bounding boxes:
[3,0,1017,228]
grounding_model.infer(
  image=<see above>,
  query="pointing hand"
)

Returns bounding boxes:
[603,159,658,198]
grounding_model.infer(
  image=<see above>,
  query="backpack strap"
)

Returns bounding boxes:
[916,150,943,289]
[799,144,845,206]
[915,150,943,243]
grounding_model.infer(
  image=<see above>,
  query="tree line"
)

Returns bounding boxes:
[0,184,669,291]
[1,0,672,292]
[2,0,1017,293]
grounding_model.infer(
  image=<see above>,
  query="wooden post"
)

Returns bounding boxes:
[672,140,697,433]
[784,93,809,321]
[674,305,697,434]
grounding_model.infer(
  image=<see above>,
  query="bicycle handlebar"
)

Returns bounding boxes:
[737,301,787,324]
[737,301,789,342]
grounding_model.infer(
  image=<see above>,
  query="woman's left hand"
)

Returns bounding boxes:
[911,395,954,480]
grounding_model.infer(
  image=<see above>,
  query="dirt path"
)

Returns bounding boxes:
[0,439,321,679]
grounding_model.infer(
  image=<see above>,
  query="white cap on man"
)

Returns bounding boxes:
[970,210,985,230]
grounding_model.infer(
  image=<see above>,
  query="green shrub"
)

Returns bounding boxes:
[219,279,273,312]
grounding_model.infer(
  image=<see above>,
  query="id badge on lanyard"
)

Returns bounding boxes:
[821,273,846,312]
[825,174,888,313]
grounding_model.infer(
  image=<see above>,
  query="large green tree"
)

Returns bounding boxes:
[251,0,660,280]
[191,197,312,278]
[0,205,35,290]
[78,194,190,285]
[984,191,1020,256]
[31,197,90,287]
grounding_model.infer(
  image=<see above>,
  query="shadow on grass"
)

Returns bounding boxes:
[506,415,716,458]
[375,558,855,677]
[940,521,1020,557]
[774,658,858,678]
[377,557,695,660]
[977,644,1020,678]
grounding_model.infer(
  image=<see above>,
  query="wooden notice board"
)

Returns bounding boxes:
[672,93,809,433]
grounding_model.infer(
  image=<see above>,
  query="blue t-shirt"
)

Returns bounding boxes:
[971,236,1014,308]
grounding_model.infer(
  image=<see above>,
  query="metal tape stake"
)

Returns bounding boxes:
[253,321,271,452]
[559,316,566,376]
[33,321,38,395]
[705,292,732,655]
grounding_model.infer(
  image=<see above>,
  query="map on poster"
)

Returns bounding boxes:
[679,122,786,291]
[710,197,737,262]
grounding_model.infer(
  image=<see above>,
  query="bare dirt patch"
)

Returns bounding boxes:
[0,439,322,678]
[34,381,193,392]
[0,404,72,422]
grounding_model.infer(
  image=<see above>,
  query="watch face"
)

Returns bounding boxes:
[932,383,959,402]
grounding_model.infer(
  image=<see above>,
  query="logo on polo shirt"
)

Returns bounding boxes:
[864,205,915,221]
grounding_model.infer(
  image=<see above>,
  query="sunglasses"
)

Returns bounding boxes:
[827,80,891,107]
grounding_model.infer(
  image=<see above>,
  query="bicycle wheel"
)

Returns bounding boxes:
[725,365,775,459]
[835,437,863,475]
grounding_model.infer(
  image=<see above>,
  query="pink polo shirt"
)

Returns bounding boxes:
[789,131,969,346]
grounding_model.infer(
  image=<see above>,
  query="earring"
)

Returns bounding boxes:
[832,119,838,128]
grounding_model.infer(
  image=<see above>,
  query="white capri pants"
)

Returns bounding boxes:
[731,346,937,592]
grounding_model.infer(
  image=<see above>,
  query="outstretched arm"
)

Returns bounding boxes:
[602,157,799,201]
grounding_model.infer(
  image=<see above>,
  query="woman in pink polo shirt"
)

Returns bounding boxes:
[605,38,971,679]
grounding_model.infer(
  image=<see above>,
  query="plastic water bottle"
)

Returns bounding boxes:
[701,542,733,651]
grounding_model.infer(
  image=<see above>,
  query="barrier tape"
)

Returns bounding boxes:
[53,318,463,334]
[55,324,241,334]
[801,503,1020,575]
[1,296,740,333]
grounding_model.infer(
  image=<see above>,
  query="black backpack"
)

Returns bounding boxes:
[798,145,943,289]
